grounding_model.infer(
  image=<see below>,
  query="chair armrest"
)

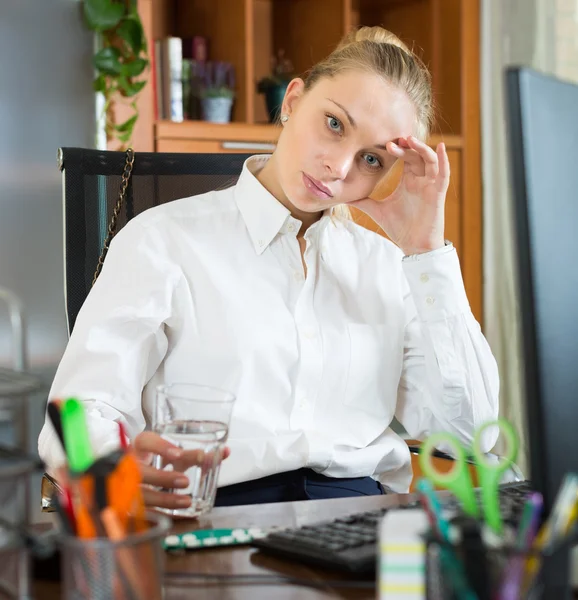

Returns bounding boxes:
[41,473,62,513]
[405,440,525,490]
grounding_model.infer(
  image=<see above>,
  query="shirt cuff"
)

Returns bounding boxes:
[401,245,471,321]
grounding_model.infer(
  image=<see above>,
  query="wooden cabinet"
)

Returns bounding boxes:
[131,0,482,321]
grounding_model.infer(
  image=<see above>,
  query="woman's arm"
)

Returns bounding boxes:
[39,218,179,468]
[394,245,500,452]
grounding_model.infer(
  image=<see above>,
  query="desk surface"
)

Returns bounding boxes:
[35,493,418,599]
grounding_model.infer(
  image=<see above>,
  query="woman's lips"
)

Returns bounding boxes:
[302,173,333,199]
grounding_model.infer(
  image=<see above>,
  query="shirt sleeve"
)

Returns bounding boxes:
[38,219,181,470]
[394,246,500,452]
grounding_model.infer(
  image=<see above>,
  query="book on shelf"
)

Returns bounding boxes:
[153,36,209,122]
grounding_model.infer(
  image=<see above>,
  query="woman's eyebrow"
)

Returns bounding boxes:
[327,98,398,152]
[327,98,356,127]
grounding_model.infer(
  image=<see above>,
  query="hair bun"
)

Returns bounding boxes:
[336,26,411,55]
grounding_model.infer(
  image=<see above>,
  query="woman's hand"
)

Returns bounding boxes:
[133,431,230,510]
[350,136,450,256]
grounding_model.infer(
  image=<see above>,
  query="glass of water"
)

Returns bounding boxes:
[153,383,235,518]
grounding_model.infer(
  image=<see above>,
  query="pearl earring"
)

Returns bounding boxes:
[280,114,289,123]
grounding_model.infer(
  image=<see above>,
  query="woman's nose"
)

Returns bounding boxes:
[324,150,354,180]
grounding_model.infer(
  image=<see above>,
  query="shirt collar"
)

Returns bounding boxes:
[235,155,338,254]
[234,155,292,255]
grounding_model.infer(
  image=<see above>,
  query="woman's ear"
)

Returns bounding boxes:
[281,78,305,118]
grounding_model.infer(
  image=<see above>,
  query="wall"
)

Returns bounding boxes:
[0,0,95,521]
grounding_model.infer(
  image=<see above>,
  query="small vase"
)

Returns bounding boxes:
[265,83,289,123]
[202,97,233,123]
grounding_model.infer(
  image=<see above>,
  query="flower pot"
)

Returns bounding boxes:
[202,96,233,123]
[264,83,289,123]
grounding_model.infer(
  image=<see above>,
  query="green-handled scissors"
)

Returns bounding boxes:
[419,419,519,534]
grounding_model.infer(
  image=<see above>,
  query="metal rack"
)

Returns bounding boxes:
[0,287,45,599]
[0,288,43,449]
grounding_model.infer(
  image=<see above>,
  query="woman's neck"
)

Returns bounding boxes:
[256,154,323,235]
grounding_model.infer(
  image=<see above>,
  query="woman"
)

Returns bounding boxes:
[39,26,499,510]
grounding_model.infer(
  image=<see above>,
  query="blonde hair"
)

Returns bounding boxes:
[303,26,434,221]
[306,26,434,140]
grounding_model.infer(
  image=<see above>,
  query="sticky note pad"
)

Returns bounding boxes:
[379,509,428,600]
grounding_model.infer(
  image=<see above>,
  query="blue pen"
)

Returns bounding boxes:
[497,492,543,600]
[416,478,479,600]
[416,478,451,540]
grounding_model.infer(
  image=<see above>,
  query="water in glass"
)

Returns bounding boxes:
[153,419,228,517]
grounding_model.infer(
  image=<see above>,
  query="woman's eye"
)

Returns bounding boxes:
[362,153,382,170]
[326,114,343,134]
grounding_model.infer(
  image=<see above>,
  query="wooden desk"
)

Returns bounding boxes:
[35,493,417,599]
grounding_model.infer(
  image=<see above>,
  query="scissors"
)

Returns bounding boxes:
[419,419,519,534]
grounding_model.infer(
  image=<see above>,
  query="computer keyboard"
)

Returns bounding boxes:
[251,480,533,575]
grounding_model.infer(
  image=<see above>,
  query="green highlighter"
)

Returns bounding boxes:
[60,398,94,473]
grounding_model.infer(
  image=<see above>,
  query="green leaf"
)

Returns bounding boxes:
[115,114,138,133]
[117,131,133,144]
[93,47,122,75]
[93,74,107,93]
[116,16,145,55]
[118,77,146,97]
[120,58,148,78]
[83,0,124,31]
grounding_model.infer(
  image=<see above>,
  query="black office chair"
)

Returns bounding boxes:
[57,148,254,334]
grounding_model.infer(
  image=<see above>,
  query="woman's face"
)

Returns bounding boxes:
[273,70,417,213]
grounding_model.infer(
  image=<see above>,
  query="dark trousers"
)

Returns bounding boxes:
[214,468,387,507]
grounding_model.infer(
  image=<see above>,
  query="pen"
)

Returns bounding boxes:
[496,492,543,600]
[416,478,451,540]
[523,476,577,595]
[47,400,65,449]
[118,421,129,450]
[453,516,490,600]
[416,479,479,600]
[60,398,94,473]
[101,507,144,600]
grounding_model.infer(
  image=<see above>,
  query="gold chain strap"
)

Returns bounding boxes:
[92,148,135,286]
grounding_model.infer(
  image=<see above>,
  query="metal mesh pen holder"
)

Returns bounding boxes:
[0,456,36,599]
[424,530,578,600]
[60,512,171,600]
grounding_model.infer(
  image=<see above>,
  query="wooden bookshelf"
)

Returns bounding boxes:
[128,0,483,322]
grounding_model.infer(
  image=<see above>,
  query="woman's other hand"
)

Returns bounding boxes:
[133,431,230,510]
[351,136,450,256]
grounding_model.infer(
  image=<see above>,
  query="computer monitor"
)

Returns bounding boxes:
[506,66,578,598]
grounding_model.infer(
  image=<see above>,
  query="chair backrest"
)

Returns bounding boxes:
[58,148,253,334]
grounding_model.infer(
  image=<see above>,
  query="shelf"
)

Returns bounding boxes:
[156,121,280,142]
[155,121,461,147]
[0,367,43,397]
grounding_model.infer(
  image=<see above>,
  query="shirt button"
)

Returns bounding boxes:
[258,239,265,247]
[293,270,304,282]
[426,296,435,305]
[420,273,430,283]
[287,223,296,233]
[302,328,316,340]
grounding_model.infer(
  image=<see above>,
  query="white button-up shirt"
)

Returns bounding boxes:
[38,155,499,492]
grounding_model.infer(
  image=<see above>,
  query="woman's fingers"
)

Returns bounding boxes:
[141,487,192,509]
[140,463,190,488]
[133,431,184,464]
[138,442,231,508]
[437,142,450,188]
[388,137,439,179]
[406,136,439,178]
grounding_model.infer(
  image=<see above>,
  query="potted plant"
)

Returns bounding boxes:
[256,49,294,123]
[198,61,236,124]
[82,0,149,148]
